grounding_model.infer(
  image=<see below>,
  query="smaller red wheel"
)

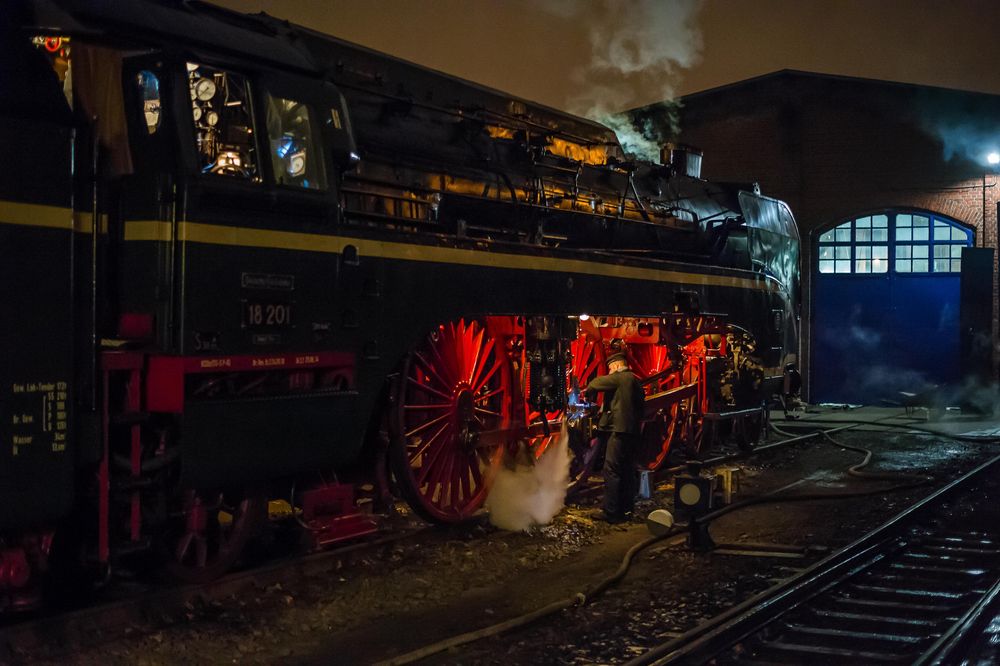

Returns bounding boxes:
[160,486,264,584]
[627,343,688,470]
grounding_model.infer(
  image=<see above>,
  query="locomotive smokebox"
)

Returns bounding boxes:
[662,143,703,179]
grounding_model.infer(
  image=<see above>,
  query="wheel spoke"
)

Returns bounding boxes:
[413,351,453,392]
[429,327,458,386]
[428,448,455,502]
[458,457,471,504]
[438,451,460,508]
[417,430,453,488]
[404,403,452,410]
[472,358,503,393]
[466,326,486,385]
[175,531,194,564]
[474,406,501,418]
[475,387,505,402]
[468,335,494,389]
[409,422,450,464]
[407,376,452,402]
[404,411,450,439]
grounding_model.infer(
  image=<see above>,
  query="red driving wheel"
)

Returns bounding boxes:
[390,319,515,523]
[626,342,689,470]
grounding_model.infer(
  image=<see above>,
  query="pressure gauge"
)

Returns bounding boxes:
[206,110,219,127]
[193,77,216,101]
[192,105,202,122]
[287,151,306,177]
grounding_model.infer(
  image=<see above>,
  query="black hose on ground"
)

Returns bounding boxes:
[377,421,941,665]
[691,421,933,533]
[773,415,1000,443]
[374,528,684,666]
[770,421,932,483]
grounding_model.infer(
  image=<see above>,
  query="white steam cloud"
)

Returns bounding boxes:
[485,422,571,531]
[913,92,1000,167]
[931,119,1000,166]
[540,0,704,161]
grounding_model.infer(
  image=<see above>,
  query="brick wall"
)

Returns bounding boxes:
[669,72,1000,400]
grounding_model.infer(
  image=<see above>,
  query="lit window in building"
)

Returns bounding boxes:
[817,215,888,274]
[819,211,969,275]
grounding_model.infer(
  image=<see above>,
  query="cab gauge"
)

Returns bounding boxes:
[192,105,202,122]
[206,110,219,127]
[193,77,217,101]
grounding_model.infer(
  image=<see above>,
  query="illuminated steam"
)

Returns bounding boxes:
[485,422,571,531]
[540,0,704,161]
[913,91,1000,166]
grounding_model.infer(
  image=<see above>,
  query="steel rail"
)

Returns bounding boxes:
[627,452,1000,665]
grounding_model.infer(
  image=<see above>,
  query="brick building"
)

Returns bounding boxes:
[662,70,1000,405]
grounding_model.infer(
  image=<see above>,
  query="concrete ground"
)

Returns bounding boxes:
[13,405,1000,665]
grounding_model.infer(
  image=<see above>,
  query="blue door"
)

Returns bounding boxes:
[812,211,972,404]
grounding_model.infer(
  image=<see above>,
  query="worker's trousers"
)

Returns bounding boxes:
[603,431,639,519]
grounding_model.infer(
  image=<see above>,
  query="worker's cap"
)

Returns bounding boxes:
[607,352,627,365]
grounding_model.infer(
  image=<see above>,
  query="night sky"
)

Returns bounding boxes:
[213,0,1000,115]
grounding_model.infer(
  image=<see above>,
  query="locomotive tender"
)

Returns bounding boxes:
[0,0,799,605]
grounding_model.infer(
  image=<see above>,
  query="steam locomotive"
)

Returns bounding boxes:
[0,0,799,607]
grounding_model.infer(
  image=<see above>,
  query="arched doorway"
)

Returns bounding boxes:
[811,210,973,404]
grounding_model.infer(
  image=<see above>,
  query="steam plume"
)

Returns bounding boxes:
[485,422,571,531]
[541,0,704,160]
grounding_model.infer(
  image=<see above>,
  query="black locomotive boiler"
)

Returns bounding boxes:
[0,0,799,607]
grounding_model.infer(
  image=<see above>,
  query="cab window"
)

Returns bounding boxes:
[186,62,259,180]
[136,70,161,134]
[265,93,326,190]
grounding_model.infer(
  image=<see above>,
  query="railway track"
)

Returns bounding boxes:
[628,453,1000,665]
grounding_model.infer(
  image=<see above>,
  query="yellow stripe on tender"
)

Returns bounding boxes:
[0,201,109,233]
[124,219,778,292]
[0,201,73,230]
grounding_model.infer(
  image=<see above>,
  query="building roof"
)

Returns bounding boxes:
[679,69,1000,104]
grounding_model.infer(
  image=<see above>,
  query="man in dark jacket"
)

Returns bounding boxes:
[586,352,645,522]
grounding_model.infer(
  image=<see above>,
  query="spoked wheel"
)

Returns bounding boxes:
[527,331,607,489]
[390,319,515,523]
[624,343,671,389]
[160,486,265,584]
[636,373,687,470]
[627,343,685,470]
